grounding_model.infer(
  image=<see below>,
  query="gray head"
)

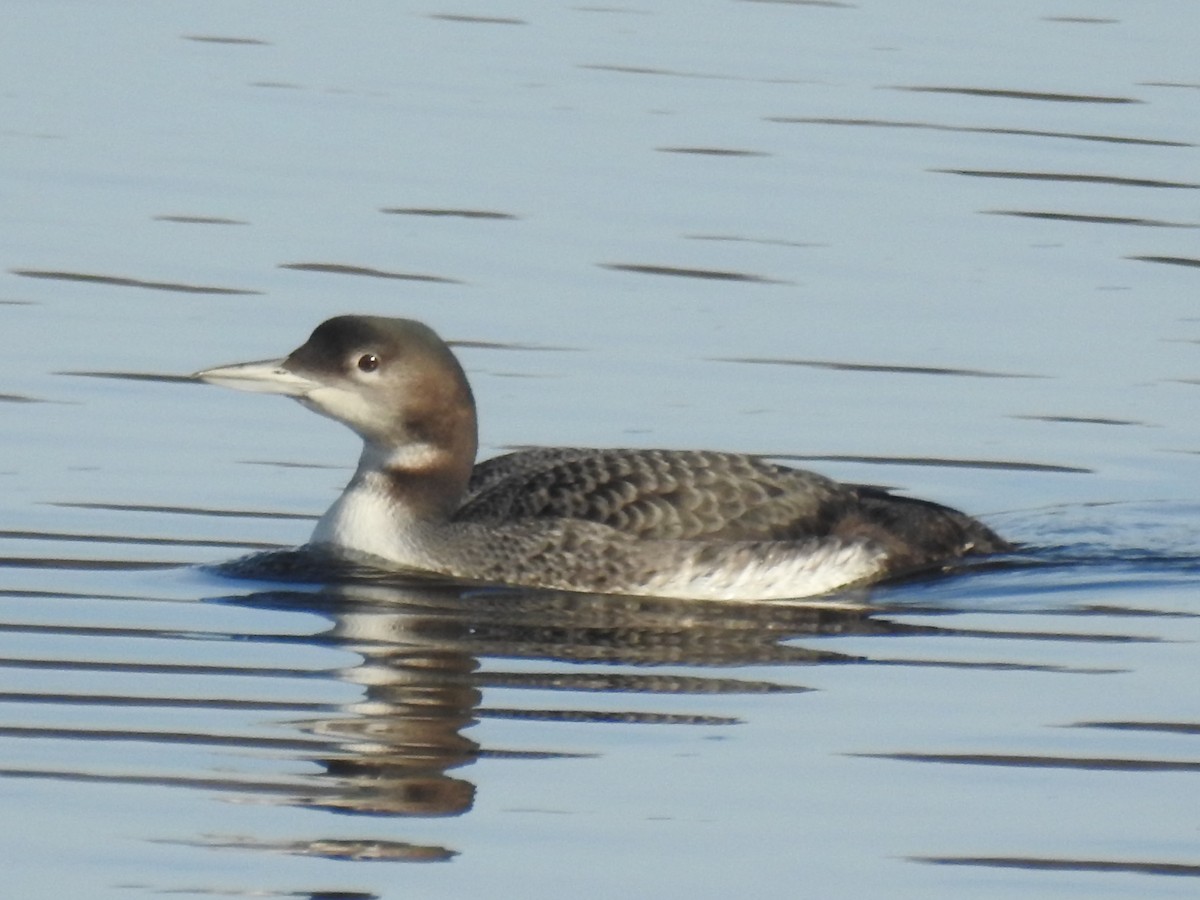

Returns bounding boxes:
[283,316,474,444]
[197,315,480,511]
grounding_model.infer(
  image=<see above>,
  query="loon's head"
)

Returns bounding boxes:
[196,316,479,501]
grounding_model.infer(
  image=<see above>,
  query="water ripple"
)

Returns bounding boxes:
[768,117,1192,147]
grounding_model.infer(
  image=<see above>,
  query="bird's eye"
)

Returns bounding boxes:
[356,353,380,373]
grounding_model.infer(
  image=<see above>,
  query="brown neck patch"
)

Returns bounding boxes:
[377,359,478,521]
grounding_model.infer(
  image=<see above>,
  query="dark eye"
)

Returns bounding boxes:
[357,353,380,373]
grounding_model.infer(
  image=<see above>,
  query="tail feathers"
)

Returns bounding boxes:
[838,485,1013,574]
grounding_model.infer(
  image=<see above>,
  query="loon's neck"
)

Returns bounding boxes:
[310,437,475,564]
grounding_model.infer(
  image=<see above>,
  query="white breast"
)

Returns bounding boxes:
[310,474,434,568]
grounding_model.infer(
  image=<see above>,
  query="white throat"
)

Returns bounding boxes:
[308,444,442,567]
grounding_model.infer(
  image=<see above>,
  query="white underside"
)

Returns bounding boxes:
[636,541,887,601]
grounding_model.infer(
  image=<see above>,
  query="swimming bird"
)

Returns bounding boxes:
[195,315,1011,600]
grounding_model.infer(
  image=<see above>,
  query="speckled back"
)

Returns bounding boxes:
[458,448,848,541]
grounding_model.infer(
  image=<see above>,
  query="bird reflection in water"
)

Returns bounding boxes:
[214,567,900,828]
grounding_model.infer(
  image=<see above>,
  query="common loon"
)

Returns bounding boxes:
[195,315,1011,600]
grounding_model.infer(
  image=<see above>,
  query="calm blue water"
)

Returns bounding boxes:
[2,2,1199,897]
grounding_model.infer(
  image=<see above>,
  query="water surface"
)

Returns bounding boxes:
[2,2,1198,898]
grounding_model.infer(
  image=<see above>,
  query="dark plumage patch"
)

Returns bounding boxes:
[457,448,1009,576]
